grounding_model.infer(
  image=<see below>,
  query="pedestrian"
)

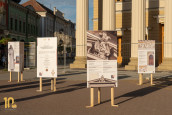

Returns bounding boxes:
[2,55,6,67]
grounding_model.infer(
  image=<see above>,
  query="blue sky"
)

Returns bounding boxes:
[20,0,93,30]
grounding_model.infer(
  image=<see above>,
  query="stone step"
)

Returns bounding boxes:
[158,65,172,71]
[125,65,138,70]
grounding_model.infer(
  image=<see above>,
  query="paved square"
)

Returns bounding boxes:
[0,67,172,115]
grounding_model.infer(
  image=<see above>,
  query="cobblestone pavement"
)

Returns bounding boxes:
[0,66,172,115]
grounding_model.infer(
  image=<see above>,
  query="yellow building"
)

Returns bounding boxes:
[93,0,167,70]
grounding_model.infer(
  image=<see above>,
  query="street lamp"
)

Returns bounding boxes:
[59,29,67,73]
[63,34,67,73]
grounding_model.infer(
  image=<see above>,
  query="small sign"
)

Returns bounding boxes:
[37,37,57,78]
[138,40,155,73]
[8,42,24,72]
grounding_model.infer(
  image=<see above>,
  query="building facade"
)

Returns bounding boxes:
[22,0,75,48]
[8,0,40,42]
[53,7,75,55]
[71,0,172,71]
[92,0,172,70]
[0,0,8,37]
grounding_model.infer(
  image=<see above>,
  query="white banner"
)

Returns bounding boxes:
[138,40,155,73]
[37,37,57,78]
[87,31,118,88]
[8,42,24,72]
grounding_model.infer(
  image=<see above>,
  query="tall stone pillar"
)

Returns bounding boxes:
[125,0,146,70]
[70,0,88,68]
[102,0,115,30]
[158,0,172,70]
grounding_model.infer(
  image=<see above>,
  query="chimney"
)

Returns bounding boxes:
[54,7,56,15]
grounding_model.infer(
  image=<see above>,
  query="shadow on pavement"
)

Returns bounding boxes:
[0,82,86,105]
[0,78,66,89]
[118,76,131,80]
[0,81,65,93]
[95,76,172,106]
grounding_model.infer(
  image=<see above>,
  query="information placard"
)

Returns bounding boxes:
[138,40,155,73]
[87,31,118,88]
[8,42,24,72]
[37,37,57,78]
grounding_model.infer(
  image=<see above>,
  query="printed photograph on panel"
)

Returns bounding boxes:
[87,31,117,60]
[87,31,117,88]
[8,42,21,72]
[8,44,15,71]
[147,51,154,66]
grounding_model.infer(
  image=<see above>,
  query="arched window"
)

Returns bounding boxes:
[149,54,154,65]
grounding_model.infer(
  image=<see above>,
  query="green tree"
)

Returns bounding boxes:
[0,38,12,45]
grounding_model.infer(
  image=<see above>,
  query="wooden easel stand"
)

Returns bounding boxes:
[86,87,118,108]
[37,77,56,92]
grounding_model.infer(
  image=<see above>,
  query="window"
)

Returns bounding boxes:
[28,24,30,34]
[33,26,35,35]
[19,21,22,32]
[31,25,32,34]
[36,26,38,35]
[23,22,25,33]
[15,19,17,31]
[10,18,13,30]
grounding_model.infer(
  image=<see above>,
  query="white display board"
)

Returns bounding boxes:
[8,42,24,72]
[37,37,57,78]
[138,40,155,73]
[87,31,118,88]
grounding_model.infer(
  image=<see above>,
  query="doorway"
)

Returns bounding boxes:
[159,24,164,64]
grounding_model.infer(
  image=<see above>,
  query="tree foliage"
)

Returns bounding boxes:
[0,38,12,45]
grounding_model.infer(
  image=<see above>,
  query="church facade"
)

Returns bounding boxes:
[93,0,172,70]
[71,0,172,71]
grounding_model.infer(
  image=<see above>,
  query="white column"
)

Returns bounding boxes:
[70,0,88,68]
[131,0,146,57]
[158,0,172,70]
[125,0,146,70]
[164,0,172,58]
[75,0,89,57]
[102,0,116,30]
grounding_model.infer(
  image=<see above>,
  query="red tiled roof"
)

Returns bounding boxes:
[22,0,47,12]
[37,1,53,14]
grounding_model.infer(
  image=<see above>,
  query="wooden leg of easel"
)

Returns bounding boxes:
[111,87,118,107]
[8,72,12,82]
[54,78,56,92]
[37,77,42,92]
[138,74,143,85]
[51,78,54,91]
[18,72,20,83]
[98,87,101,104]
[21,72,24,82]
[86,88,94,108]
[40,77,42,91]
[150,74,155,86]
